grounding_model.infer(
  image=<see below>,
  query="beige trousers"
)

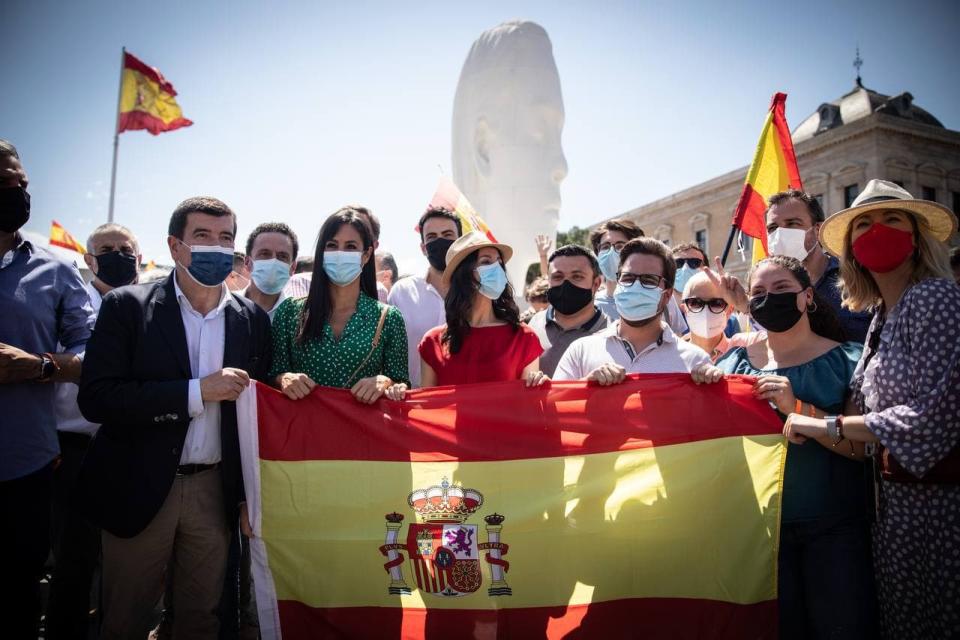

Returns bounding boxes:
[101,468,230,640]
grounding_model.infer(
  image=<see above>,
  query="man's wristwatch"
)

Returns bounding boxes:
[36,352,59,382]
[825,415,844,445]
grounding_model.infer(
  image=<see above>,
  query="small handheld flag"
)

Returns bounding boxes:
[424,177,498,242]
[721,93,803,266]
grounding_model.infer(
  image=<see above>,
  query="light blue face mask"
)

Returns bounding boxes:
[613,281,664,322]
[597,247,620,282]
[674,264,697,296]
[250,258,292,295]
[323,251,363,286]
[476,262,508,300]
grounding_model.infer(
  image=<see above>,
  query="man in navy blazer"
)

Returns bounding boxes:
[78,196,272,639]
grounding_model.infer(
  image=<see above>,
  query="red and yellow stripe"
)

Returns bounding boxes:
[731,93,803,264]
[426,177,499,242]
[239,375,786,639]
[49,220,86,254]
[118,52,192,136]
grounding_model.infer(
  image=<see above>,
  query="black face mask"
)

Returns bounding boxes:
[94,251,139,288]
[548,280,595,316]
[0,186,30,233]
[425,237,455,272]
[749,291,804,333]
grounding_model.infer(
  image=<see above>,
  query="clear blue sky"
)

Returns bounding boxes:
[4,0,958,274]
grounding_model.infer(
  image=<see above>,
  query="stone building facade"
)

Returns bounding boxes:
[596,83,960,280]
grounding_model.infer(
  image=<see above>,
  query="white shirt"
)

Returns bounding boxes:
[175,274,231,464]
[387,273,446,387]
[55,281,103,436]
[553,321,710,381]
[242,285,287,322]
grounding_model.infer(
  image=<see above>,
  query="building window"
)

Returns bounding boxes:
[843,184,859,208]
[953,191,960,213]
[813,194,824,211]
[695,229,708,255]
[922,185,937,202]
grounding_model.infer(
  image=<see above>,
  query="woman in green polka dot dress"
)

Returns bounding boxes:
[269,207,409,403]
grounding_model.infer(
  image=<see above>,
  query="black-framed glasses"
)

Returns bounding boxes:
[617,272,665,289]
[675,257,704,269]
[683,297,728,314]
[598,241,627,253]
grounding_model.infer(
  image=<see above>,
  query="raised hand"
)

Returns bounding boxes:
[712,257,750,314]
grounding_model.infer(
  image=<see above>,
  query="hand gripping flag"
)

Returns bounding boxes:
[49,221,86,254]
[117,52,193,136]
[730,93,803,264]
[422,177,498,242]
[238,374,786,639]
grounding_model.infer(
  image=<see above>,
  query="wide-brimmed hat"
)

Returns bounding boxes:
[819,179,957,257]
[441,231,513,287]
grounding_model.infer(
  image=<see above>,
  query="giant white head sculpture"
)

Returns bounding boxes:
[452,20,568,292]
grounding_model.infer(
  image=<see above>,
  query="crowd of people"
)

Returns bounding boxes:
[1,134,959,640]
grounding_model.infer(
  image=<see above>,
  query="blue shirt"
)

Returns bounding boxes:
[717,342,868,523]
[0,236,95,480]
[816,256,872,344]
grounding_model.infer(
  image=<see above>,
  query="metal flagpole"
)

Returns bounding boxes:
[107,46,125,223]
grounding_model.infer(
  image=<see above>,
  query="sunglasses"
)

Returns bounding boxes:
[683,297,728,314]
[675,258,704,269]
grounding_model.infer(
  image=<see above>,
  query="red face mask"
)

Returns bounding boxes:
[851,223,914,273]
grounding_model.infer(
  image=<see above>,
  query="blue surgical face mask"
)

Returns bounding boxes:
[476,262,508,300]
[250,258,291,295]
[323,251,363,286]
[674,264,697,296]
[178,241,234,287]
[614,281,664,322]
[597,247,620,282]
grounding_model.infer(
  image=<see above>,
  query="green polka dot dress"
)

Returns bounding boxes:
[269,292,409,388]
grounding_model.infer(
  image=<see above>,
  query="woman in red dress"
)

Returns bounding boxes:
[386,232,545,396]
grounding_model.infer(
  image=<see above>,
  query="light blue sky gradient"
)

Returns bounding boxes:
[4,0,958,274]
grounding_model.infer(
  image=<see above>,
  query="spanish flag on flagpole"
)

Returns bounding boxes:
[117,51,193,135]
[425,177,499,242]
[722,93,803,265]
[49,221,86,254]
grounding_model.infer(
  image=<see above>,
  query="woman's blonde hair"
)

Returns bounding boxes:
[839,210,953,312]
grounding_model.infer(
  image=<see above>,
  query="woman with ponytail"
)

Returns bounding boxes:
[694,254,875,638]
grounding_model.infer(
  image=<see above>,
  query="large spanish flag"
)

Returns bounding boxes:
[117,51,193,135]
[238,375,786,639]
[731,93,803,264]
[425,177,498,242]
[49,220,86,254]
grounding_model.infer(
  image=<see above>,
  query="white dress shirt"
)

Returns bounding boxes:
[553,321,711,381]
[241,285,287,322]
[387,273,445,387]
[55,281,103,436]
[175,274,231,464]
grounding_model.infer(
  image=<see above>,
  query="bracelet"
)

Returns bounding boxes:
[837,415,845,440]
[825,416,841,443]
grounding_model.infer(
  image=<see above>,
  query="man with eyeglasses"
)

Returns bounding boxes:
[590,218,688,334]
[554,238,710,384]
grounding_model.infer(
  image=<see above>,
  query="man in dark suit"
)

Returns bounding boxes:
[78,196,272,639]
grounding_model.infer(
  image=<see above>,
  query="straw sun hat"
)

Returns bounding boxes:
[818,179,957,257]
[440,231,513,287]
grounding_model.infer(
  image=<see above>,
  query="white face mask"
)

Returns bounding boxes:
[685,307,727,339]
[767,227,813,262]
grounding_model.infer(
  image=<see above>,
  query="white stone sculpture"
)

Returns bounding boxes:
[452,20,568,292]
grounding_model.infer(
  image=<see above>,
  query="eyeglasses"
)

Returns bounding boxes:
[683,297,728,314]
[675,258,704,269]
[617,272,665,289]
[598,241,627,253]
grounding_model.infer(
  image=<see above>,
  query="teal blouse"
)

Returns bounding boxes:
[269,293,409,389]
[716,342,868,523]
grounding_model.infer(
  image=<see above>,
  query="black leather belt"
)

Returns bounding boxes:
[176,462,219,476]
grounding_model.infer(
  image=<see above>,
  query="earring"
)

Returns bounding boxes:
[807,300,818,313]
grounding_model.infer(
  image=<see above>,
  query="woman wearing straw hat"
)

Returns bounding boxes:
[784,179,960,639]
[386,231,545,396]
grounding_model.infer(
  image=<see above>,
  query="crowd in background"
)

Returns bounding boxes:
[2,135,960,639]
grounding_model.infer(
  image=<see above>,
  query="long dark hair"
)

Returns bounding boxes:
[297,207,377,344]
[442,249,520,354]
[748,255,847,343]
